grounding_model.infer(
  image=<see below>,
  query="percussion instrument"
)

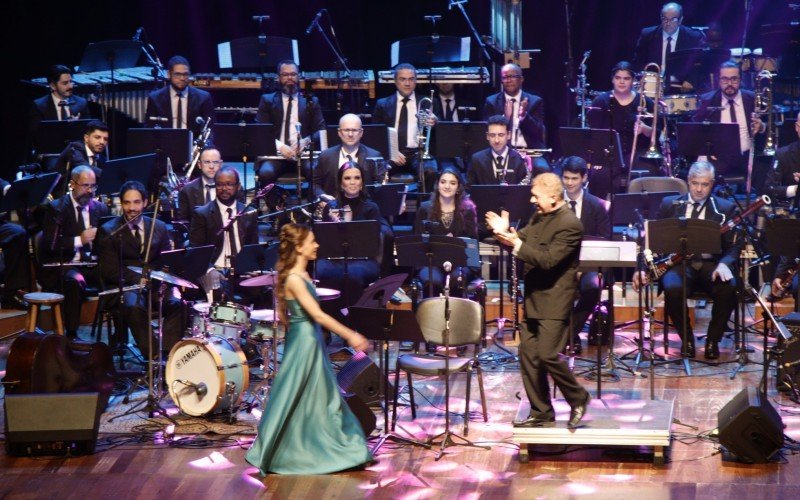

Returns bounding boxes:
[239,272,279,287]
[190,302,250,339]
[316,287,341,301]
[249,309,283,340]
[166,335,249,416]
[127,266,198,289]
[663,94,698,115]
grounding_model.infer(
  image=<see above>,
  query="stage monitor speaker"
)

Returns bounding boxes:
[341,391,377,437]
[337,351,392,406]
[4,392,102,457]
[717,386,784,463]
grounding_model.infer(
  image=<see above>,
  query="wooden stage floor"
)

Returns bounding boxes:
[1,304,800,499]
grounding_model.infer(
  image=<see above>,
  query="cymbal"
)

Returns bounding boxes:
[127,266,198,289]
[240,272,278,287]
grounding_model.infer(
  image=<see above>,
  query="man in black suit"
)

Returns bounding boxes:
[482,63,548,172]
[313,113,381,197]
[765,112,799,204]
[40,166,108,337]
[255,60,325,187]
[51,120,110,197]
[467,115,539,186]
[29,64,92,145]
[97,181,184,357]
[561,157,611,354]
[145,56,214,137]
[189,166,259,304]
[634,161,741,360]
[0,179,31,309]
[692,61,765,177]
[177,148,222,223]
[372,63,439,191]
[487,172,591,429]
[632,2,706,92]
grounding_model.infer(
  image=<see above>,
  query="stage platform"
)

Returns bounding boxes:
[512,398,674,465]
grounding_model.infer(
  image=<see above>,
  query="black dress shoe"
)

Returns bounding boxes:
[572,342,582,355]
[513,414,556,428]
[704,341,720,360]
[568,394,591,429]
[682,340,696,358]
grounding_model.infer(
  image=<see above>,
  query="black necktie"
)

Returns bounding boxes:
[59,100,69,120]
[495,156,504,182]
[666,36,673,55]
[346,154,354,163]
[205,184,214,203]
[728,99,737,123]
[398,97,409,149]
[569,200,577,213]
[176,92,184,129]
[444,98,453,121]
[690,201,703,219]
[226,207,238,257]
[133,224,143,255]
[284,95,293,145]
[76,205,86,231]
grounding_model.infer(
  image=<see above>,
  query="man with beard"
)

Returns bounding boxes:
[692,60,765,177]
[97,181,185,358]
[28,64,92,142]
[40,166,108,338]
[255,60,326,188]
[51,120,109,196]
[145,55,214,137]
[189,166,260,305]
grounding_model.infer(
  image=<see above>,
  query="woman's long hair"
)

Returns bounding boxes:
[335,160,368,205]
[275,223,311,324]
[430,167,474,229]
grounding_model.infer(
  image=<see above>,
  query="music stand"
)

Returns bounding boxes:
[159,244,215,286]
[78,40,143,73]
[217,36,297,71]
[34,119,92,154]
[666,48,731,93]
[365,183,406,219]
[432,121,488,160]
[348,306,431,455]
[325,124,390,159]
[647,217,721,375]
[127,128,192,190]
[676,122,741,174]
[213,123,276,195]
[559,127,624,196]
[390,36,471,67]
[0,173,60,214]
[235,242,279,275]
[349,273,409,309]
[395,235,468,298]
[97,154,156,196]
[611,192,679,226]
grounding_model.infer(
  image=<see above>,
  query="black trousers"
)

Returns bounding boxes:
[519,318,589,418]
[122,288,185,358]
[40,265,99,332]
[0,222,30,294]
[392,150,438,193]
[257,158,312,189]
[570,271,602,340]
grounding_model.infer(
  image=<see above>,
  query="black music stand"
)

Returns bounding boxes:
[217,36,297,71]
[647,217,721,375]
[96,153,155,196]
[560,127,624,198]
[676,122,741,174]
[235,242,279,275]
[348,306,430,455]
[78,40,143,73]
[325,124,390,159]
[611,192,680,226]
[350,273,409,309]
[395,235,468,298]
[34,119,92,154]
[0,173,60,214]
[127,128,192,190]
[213,123,276,195]
[391,36,470,67]
[159,244,215,286]
[365,183,406,219]
[433,121,488,161]
[666,48,731,93]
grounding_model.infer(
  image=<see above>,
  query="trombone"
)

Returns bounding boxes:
[629,63,663,184]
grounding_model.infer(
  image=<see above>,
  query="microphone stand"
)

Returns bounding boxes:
[451,0,491,105]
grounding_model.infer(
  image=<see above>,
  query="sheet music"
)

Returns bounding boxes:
[319,129,328,151]
[387,127,401,163]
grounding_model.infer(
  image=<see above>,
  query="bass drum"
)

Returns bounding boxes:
[166,335,250,416]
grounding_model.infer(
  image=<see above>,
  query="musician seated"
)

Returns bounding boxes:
[313,114,381,198]
[561,156,612,354]
[177,148,222,224]
[40,166,108,338]
[50,120,110,197]
[772,257,799,312]
[633,161,741,360]
[467,115,544,187]
[28,64,93,145]
[481,63,549,174]
[255,60,325,188]
[414,167,478,298]
[0,178,31,310]
[372,63,439,192]
[188,166,263,307]
[144,55,214,138]
[97,181,185,358]
[764,111,799,204]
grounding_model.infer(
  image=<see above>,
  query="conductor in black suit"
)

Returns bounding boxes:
[487,172,591,429]
[51,120,110,197]
[255,60,326,187]
[40,166,108,338]
[313,113,381,197]
[97,181,185,357]
[634,161,741,360]
[145,55,214,137]
[467,115,542,186]
[560,156,611,354]
[29,64,91,145]
[632,2,706,92]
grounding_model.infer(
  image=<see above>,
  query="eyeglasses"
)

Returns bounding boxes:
[74,183,97,190]
[501,74,522,80]
[201,160,223,165]
[279,72,299,78]
[171,72,190,78]
[660,16,681,24]
[216,182,238,188]
[339,128,363,134]
[719,76,740,84]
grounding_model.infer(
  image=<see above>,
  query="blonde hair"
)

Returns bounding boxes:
[532,172,565,200]
[275,223,311,324]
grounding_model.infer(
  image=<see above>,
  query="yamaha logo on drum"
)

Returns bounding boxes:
[175,345,203,369]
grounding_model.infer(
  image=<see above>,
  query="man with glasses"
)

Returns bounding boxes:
[482,63,548,172]
[632,2,706,92]
[177,147,224,223]
[255,60,326,187]
[40,166,109,338]
[51,120,109,196]
[693,60,765,176]
[145,55,214,138]
[313,114,381,197]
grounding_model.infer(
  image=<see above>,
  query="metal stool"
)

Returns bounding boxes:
[23,292,65,335]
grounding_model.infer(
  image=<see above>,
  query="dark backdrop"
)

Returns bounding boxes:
[3,0,786,179]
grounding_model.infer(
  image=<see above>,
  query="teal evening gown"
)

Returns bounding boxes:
[246,275,372,475]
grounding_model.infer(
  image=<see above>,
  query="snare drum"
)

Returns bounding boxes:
[249,309,283,340]
[166,335,250,416]
[211,302,251,326]
[663,95,698,115]
[191,302,248,339]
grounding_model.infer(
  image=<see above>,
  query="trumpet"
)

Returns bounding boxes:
[755,70,776,156]
[417,90,434,161]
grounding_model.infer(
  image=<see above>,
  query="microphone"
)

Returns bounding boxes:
[305,10,323,35]
[195,116,205,125]
[443,261,452,292]
[671,199,688,206]
[195,382,208,397]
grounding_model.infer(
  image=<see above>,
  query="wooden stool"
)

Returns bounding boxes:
[23,292,65,335]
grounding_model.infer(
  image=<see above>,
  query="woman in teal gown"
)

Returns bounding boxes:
[246,223,372,475]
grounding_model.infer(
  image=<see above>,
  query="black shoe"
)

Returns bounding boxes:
[568,394,591,429]
[704,341,720,360]
[572,342,582,355]
[513,414,556,428]
[682,339,696,358]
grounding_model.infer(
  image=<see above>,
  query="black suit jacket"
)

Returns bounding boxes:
[255,92,325,146]
[97,216,172,286]
[578,192,611,240]
[765,141,800,200]
[467,148,529,186]
[313,144,381,197]
[145,86,214,137]
[632,25,706,81]
[50,140,105,195]
[40,195,109,263]
[657,194,741,268]
[432,94,470,122]
[188,200,259,264]
[481,91,545,149]
[29,94,91,137]
[517,204,583,320]
[693,89,758,157]
[177,178,210,223]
